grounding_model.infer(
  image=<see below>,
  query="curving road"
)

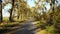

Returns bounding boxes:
[5,19,38,34]
[12,21,36,34]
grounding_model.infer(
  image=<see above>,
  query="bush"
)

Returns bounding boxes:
[39,20,47,29]
[46,26,55,34]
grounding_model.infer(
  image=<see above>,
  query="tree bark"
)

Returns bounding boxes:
[9,0,14,22]
[48,0,55,26]
[0,0,2,22]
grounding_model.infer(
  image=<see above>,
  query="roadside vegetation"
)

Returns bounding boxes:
[0,0,60,34]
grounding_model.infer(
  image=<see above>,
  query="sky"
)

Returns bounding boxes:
[27,0,35,7]
[2,0,60,17]
[2,3,12,17]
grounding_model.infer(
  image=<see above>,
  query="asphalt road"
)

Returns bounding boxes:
[12,21,36,34]
[3,19,38,34]
[0,18,38,34]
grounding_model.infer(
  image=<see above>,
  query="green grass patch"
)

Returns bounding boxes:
[3,17,9,21]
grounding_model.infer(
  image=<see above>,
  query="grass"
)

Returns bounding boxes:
[35,25,55,34]
[35,29,47,34]
[45,25,55,34]
[0,22,20,33]
[3,17,9,21]
[0,22,20,27]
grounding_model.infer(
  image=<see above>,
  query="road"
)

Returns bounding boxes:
[5,20,39,34]
[12,21,36,34]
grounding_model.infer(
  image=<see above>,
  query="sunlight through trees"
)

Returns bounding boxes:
[0,0,60,34]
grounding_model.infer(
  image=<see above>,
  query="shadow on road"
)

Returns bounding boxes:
[12,29,34,34]
[0,20,38,34]
[10,21,39,34]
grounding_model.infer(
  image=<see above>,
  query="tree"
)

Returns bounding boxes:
[9,0,14,22]
[53,6,60,34]
[10,0,31,21]
[46,0,58,26]
[0,0,2,22]
[34,0,47,20]
[36,0,58,26]
[15,0,30,20]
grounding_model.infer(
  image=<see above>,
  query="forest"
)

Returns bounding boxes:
[0,0,60,34]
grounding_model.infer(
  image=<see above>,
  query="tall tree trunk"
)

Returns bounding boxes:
[0,0,2,22]
[50,0,55,12]
[48,0,55,26]
[9,0,14,22]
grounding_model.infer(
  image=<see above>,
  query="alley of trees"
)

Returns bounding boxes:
[0,0,60,34]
